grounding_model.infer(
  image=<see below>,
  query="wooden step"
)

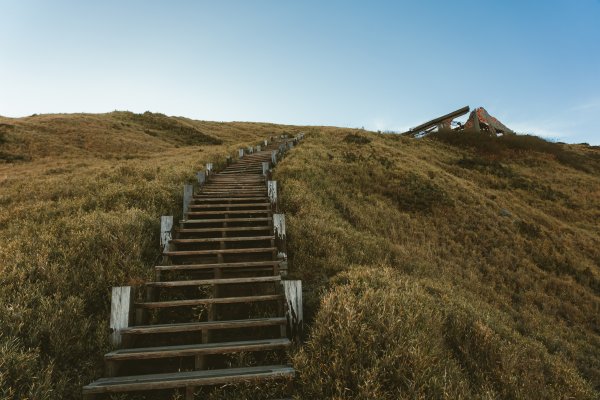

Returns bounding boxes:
[180,217,272,224]
[210,175,263,180]
[164,247,276,256]
[200,186,265,190]
[136,294,284,309]
[186,210,270,216]
[220,167,263,171]
[194,193,266,201]
[189,203,270,209]
[203,182,265,186]
[175,226,271,234]
[171,236,274,244]
[122,317,286,335]
[199,188,265,191]
[203,180,263,182]
[192,197,268,202]
[105,338,290,361]
[196,192,266,197]
[156,260,280,272]
[82,365,294,395]
[147,275,281,288]
[220,171,262,175]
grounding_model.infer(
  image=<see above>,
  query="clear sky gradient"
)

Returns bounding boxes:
[1,0,599,144]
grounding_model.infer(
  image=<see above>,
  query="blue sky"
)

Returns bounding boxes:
[1,1,599,144]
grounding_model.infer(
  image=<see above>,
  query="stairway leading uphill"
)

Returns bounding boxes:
[83,136,302,399]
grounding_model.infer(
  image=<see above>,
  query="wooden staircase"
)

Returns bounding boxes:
[83,137,302,399]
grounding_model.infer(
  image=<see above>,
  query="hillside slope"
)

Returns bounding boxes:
[275,130,600,399]
[0,112,301,399]
[1,112,599,399]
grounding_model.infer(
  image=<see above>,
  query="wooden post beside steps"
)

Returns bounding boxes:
[109,286,133,348]
[182,184,193,217]
[196,171,206,186]
[281,280,303,339]
[160,216,173,253]
[268,180,278,212]
[273,213,287,276]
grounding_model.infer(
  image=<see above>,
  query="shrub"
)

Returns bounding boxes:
[344,133,372,145]
[381,172,452,212]
[118,111,223,146]
[430,130,600,173]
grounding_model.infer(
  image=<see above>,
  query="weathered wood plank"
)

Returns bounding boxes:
[122,317,286,335]
[268,180,277,210]
[182,184,193,217]
[155,260,280,272]
[164,247,277,256]
[110,287,132,348]
[273,213,287,268]
[189,202,270,209]
[175,226,271,234]
[147,275,281,288]
[82,365,295,394]
[196,171,206,186]
[180,217,272,224]
[105,338,290,361]
[186,210,270,217]
[171,236,273,244]
[136,294,284,309]
[160,216,173,253]
[281,280,303,339]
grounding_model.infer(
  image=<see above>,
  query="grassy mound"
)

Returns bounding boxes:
[0,112,299,399]
[273,128,600,398]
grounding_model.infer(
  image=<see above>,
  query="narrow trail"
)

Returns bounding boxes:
[84,136,302,399]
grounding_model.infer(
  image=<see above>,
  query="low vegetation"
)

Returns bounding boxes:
[0,112,299,399]
[1,113,598,399]
[275,128,600,398]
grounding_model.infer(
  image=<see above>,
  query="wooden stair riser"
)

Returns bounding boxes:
[105,338,290,362]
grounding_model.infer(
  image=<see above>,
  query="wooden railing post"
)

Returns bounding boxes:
[273,213,287,275]
[160,216,173,253]
[238,148,244,158]
[281,280,303,340]
[262,161,270,177]
[182,184,193,218]
[268,180,277,212]
[271,150,277,165]
[110,286,133,348]
[196,171,206,187]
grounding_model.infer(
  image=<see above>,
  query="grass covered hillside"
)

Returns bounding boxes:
[1,112,599,399]
[0,112,301,399]
[274,130,600,399]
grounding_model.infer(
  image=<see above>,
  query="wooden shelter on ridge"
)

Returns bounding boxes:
[402,105,515,137]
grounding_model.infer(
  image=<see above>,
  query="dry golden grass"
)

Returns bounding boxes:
[0,112,301,399]
[274,128,600,399]
[1,113,599,399]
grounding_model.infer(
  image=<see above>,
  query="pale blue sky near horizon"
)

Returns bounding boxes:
[1,0,599,144]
